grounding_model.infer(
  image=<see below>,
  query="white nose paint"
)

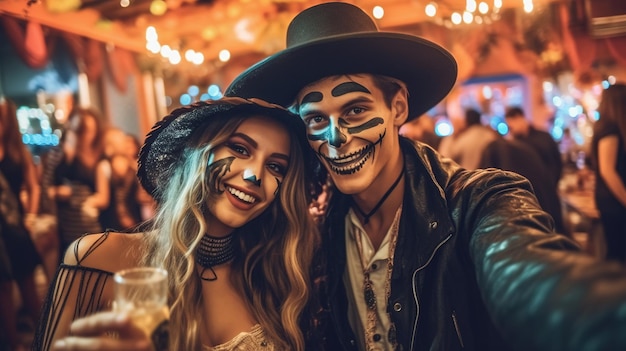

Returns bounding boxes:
[243,169,255,179]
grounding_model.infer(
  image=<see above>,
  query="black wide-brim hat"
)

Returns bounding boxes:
[137,97,309,201]
[226,2,458,121]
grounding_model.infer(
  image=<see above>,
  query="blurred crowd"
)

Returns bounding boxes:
[400,84,626,264]
[0,98,154,351]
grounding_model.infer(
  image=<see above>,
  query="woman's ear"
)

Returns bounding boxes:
[391,90,409,127]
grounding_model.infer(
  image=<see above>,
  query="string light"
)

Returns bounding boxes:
[192,52,204,65]
[141,0,540,75]
[150,0,167,16]
[146,41,160,54]
[188,85,200,97]
[463,11,473,24]
[425,2,437,17]
[184,49,195,62]
[218,49,231,63]
[523,0,533,13]
[146,26,158,42]
[372,6,384,19]
[466,0,477,13]
[451,12,462,25]
[424,0,532,26]
[478,2,489,14]
[160,45,172,59]
[168,50,181,65]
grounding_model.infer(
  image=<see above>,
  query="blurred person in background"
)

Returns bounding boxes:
[480,133,569,237]
[437,112,467,162]
[398,114,441,149]
[99,128,143,231]
[443,108,499,170]
[0,97,43,351]
[505,107,563,193]
[48,108,110,252]
[591,83,626,263]
[504,106,567,235]
[124,132,156,221]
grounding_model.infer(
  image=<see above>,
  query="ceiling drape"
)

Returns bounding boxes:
[2,15,138,93]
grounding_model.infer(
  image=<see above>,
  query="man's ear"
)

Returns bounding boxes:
[391,90,409,126]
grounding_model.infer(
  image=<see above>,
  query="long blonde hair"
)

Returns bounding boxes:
[141,113,318,350]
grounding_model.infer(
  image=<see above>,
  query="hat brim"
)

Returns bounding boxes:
[137,97,309,200]
[226,32,458,120]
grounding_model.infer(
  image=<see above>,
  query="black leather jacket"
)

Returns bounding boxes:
[313,137,626,351]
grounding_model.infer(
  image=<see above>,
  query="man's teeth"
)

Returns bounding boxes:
[326,145,373,175]
[334,152,361,164]
[227,187,256,204]
[332,156,368,174]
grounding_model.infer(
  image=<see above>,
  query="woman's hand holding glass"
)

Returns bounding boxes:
[51,311,152,351]
[52,267,169,351]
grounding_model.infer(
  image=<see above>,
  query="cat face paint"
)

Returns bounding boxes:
[297,74,403,195]
[204,115,290,235]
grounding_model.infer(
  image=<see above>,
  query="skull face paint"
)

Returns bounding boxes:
[297,74,405,195]
[307,118,386,175]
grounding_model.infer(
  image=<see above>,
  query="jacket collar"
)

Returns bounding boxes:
[325,138,458,286]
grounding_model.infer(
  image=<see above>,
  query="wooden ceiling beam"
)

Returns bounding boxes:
[0,0,146,52]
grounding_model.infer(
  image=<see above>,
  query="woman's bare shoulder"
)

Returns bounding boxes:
[62,231,147,273]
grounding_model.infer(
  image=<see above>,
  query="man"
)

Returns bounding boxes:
[226,3,626,350]
[504,106,567,234]
[479,134,569,237]
[439,108,499,170]
[504,106,563,186]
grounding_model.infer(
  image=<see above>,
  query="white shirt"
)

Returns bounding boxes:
[344,208,398,351]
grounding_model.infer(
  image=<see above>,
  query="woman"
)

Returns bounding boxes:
[99,127,143,231]
[0,97,42,351]
[33,97,319,350]
[591,83,626,263]
[49,108,110,251]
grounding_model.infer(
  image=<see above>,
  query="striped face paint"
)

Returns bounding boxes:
[206,156,235,194]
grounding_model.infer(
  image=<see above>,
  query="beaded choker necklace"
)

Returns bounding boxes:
[195,233,235,281]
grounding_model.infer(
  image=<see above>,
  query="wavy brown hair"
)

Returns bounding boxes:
[598,83,626,152]
[141,112,318,350]
[0,98,29,164]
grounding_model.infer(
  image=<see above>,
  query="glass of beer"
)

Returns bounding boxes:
[114,267,170,350]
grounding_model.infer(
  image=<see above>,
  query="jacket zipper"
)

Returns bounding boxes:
[409,233,452,350]
[452,310,465,348]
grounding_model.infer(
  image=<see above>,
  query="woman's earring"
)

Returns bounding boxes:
[243,168,261,186]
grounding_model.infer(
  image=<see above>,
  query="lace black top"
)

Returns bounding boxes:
[32,232,114,351]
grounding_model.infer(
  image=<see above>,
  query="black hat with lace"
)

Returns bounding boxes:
[137,97,309,201]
